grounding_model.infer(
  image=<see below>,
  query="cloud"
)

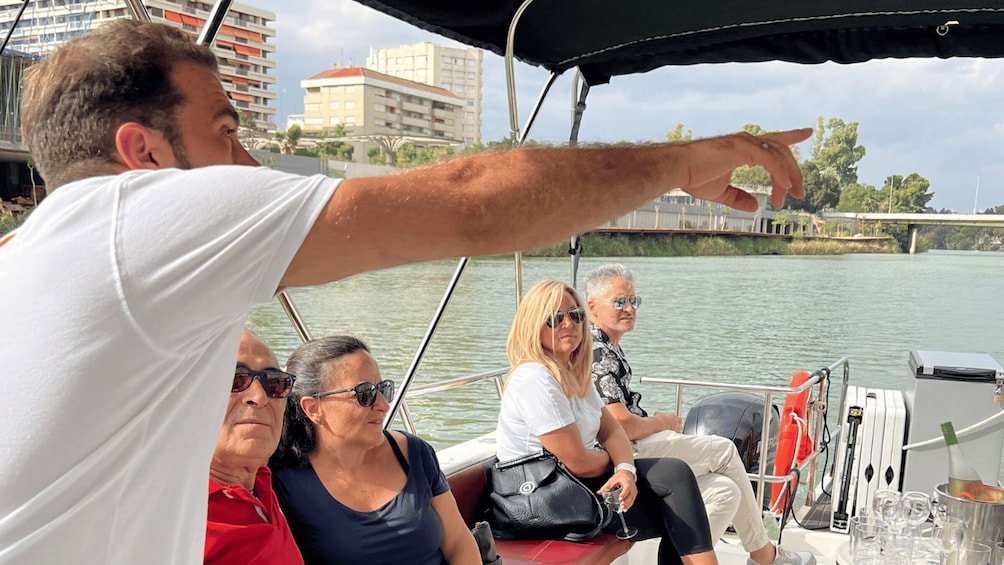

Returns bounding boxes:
[250,1,1004,210]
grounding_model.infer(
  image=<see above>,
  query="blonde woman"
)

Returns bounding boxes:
[496,279,718,565]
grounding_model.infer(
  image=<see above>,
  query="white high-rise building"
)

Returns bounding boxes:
[366,42,482,145]
[0,0,278,130]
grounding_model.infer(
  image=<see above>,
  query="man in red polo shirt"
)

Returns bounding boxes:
[205,330,302,564]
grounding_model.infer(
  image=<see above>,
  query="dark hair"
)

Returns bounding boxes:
[21,19,219,188]
[269,335,370,469]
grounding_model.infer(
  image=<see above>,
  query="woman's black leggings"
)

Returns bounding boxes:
[582,457,714,564]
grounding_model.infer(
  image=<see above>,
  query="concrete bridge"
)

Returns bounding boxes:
[821,212,1004,253]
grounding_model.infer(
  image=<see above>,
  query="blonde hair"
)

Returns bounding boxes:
[506,279,593,399]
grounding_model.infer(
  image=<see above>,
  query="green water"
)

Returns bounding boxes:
[249,250,1004,483]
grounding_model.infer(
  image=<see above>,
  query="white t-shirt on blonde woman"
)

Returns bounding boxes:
[0,166,336,564]
[496,362,605,462]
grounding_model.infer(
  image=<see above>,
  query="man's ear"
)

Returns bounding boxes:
[114,122,173,170]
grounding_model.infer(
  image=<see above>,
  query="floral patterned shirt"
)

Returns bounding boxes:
[591,325,648,417]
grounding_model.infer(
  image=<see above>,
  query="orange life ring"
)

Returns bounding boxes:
[770,370,815,512]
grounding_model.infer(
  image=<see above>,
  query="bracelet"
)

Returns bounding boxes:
[613,462,637,479]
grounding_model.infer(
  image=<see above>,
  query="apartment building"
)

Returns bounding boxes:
[0,0,277,130]
[301,66,464,149]
[366,42,482,145]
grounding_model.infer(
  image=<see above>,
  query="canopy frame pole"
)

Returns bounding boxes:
[0,0,30,56]
[385,257,470,429]
[567,71,590,288]
[197,0,234,46]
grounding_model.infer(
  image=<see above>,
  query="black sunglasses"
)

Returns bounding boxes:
[545,307,586,328]
[233,366,296,399]
[605,295,642,311]
[314,379,395,407]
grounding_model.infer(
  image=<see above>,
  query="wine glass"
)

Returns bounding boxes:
[902,491,932,538]
[602,486,637,540]
[876,490,908,546]
[934,517,964,565]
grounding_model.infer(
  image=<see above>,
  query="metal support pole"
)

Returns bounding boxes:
[276,291,312,344]
[123,0,152,22]
[197,0,235,46]
[0,0,31,56]
[385,257,470,428]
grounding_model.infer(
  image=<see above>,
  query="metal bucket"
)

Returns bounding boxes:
[933,483,1004,549]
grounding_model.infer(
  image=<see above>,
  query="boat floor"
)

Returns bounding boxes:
[439,433,850,565]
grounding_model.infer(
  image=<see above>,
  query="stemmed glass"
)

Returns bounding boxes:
[875,490,908,546]
[603,486,637,540]
[902,491,932,538]
[934,517,964,565]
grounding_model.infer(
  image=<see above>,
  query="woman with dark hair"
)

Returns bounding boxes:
[496,279,719,565]
[270,336,479,565]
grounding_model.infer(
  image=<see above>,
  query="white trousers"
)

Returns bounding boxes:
[635,430,770,552]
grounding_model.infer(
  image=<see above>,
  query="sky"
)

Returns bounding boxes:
[251,0,1004,213]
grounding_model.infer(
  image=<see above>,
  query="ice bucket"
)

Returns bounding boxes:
[933,483,1004,549]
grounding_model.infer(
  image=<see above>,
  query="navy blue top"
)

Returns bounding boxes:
[273,432,450,565]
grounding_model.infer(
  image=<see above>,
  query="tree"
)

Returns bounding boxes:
[794,161,842,213]
[664,123,693,142]
[882,173,933,213]
[314,140,354,162]
[367,146,387,165]
[836,182,882,212]
[810,117,866,187]
[273,124,303,155]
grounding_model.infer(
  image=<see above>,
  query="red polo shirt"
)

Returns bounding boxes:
[205,466,303,565]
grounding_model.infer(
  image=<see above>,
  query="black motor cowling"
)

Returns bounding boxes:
[682,391,779,474]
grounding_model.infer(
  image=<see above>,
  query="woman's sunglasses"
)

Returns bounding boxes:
[233,366,297,399]
[314,379,395,407]
[604,295,642,310]
[545,307,586,328]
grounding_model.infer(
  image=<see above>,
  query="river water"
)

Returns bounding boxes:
[249,250,1004,483]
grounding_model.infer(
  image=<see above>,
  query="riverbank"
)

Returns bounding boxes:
[525,233,901,257]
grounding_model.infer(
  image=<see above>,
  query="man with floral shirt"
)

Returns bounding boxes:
[586,264,815,565]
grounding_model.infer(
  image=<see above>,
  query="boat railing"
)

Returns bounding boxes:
[642,357,850,515]
[397,368,507,435]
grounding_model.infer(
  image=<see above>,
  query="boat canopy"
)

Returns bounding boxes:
[349,1,1004,85]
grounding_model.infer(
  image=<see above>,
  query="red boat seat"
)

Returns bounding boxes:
[446,459,634,565]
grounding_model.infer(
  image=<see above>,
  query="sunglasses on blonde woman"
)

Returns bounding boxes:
[314,379,395,407]
[233,366,297,399]
[545,307,586,328]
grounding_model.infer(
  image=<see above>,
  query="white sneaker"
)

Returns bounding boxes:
[746,545,816,565]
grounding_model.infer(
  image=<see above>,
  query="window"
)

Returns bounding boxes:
[467,59,477,67]
[345,101,355,109]
[329,102,339,110]
[345,116,355,124]
[467,72,476,80]
[404,56,414,64]
[416,55,427,64]
[466,84,475,92]
[305,118,322,125]
[305,103,321,112]
[403,70,413,79]
[330,117,341,125]
[442,55,452,64]
[464,124,474,132]
[374,103,386,112]
[443,83,453,90]
[466,100,474,107]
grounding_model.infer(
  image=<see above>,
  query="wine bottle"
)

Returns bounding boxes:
[940,421,1004,503]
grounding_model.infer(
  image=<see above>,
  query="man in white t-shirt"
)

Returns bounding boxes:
[0,19,810,564]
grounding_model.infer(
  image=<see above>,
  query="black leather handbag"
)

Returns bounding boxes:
[489,451,611,542]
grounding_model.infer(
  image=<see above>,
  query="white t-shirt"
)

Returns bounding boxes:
[0,166,336,564]
[495,362,604,463]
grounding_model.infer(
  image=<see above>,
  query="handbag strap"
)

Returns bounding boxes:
[555,464,612,542]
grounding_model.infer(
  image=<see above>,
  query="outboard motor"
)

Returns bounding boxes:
[683,392,780,475]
